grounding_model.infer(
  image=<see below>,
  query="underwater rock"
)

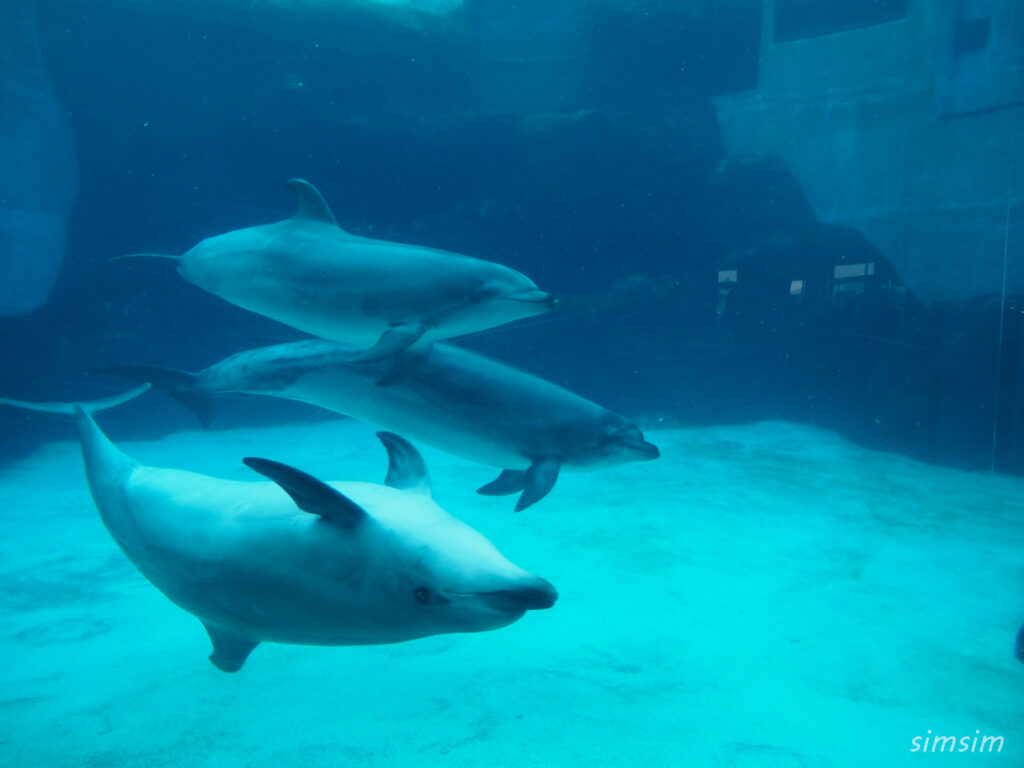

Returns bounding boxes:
[468,0,588,112]
[581,0,761,106]
[717,221,919,345]
[405,103,721,291]
[711,3,1024,302]
[703,155,921,345]
[702,155,818,256]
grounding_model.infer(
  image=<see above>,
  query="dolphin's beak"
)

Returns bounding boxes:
[637,440,660,460]
[627,439,660,460]
[505,290,558,309]
[475,579,558,612]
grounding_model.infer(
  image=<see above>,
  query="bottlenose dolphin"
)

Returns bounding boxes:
[128,179,555,380]
[102,339,660,511]
[0,388,557,672]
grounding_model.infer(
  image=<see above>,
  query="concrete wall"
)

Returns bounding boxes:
[713,0,1024,303]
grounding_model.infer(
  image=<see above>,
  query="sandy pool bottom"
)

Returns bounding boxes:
[0,417,1021,767]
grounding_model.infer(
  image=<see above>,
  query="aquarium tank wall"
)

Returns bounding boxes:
[0,0,1021,765]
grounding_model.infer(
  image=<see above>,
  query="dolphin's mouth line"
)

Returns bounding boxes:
[502,291,558,307]
[632,440,660,460]
[444,584,558,611]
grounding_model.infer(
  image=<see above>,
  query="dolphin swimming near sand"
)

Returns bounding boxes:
[1016,622,1023,663]
[127,179,555,381]
[101,339,660,511]
[0,387,557,672]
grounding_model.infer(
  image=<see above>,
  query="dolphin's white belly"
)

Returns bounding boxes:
[102,470,442,645]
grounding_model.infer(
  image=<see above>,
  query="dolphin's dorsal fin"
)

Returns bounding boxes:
[285,178,339,226]
[377,432,431,496]
[243,457,366,528]
[203,622,259,673]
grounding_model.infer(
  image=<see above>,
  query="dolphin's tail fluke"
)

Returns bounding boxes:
[0,385,150,490]
[96,365,215,428]
[0,383,151,417]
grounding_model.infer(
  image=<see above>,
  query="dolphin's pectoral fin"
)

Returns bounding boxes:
[515,458,561,512]
[242,457,366,529]
[478,461,560,510]
[285,179,339,227]
[203,622,259,673]
[477,470,527,496]
[352,323,429,365]
[377,432,431,496]
[1016,622,1024,663]
[374,347,430,387]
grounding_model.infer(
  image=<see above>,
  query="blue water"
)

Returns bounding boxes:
[1,1,1022,765]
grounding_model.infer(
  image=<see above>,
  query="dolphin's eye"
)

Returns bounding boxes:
[413,587,450,606]
[471,286,499,303]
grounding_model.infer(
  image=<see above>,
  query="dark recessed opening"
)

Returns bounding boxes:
[953,17,991,56]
